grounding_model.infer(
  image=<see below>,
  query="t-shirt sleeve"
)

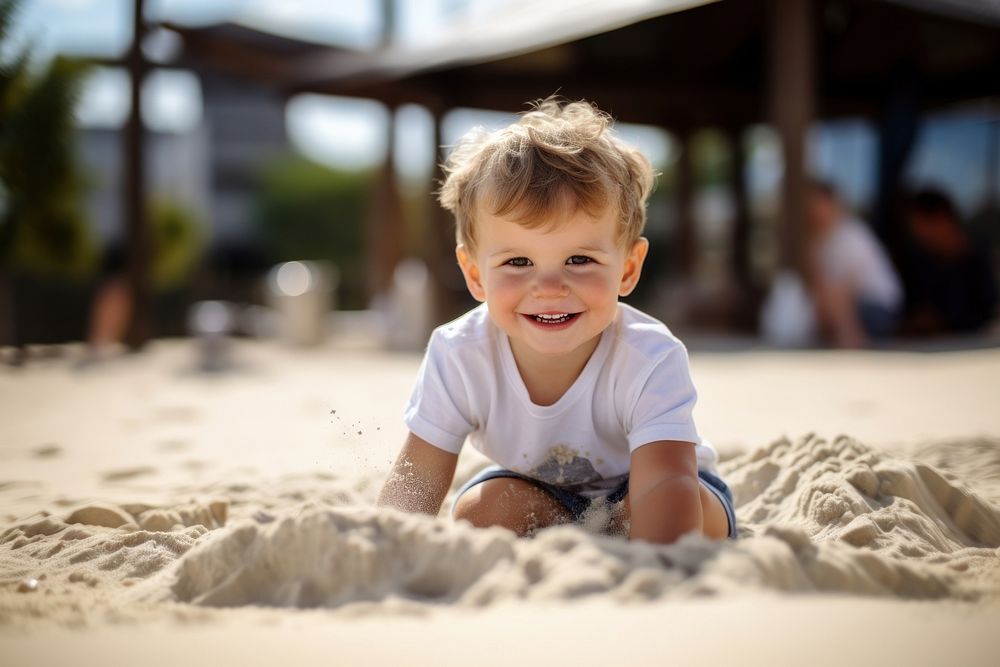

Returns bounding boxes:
[626,345,700,452]
[403,330,475,454]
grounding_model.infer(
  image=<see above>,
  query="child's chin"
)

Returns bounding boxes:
[522,335,586,356]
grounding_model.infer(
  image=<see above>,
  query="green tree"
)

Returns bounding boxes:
[149,197,205,290]
[0,0,94,277]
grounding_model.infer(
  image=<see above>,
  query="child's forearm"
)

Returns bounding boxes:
[628,474,702,544]
[376,469,447,516]
[375,433,458,517]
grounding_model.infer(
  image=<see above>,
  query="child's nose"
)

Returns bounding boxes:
[531,270,569,298]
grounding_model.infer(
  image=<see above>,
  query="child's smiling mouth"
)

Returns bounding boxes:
[522,312,581,327]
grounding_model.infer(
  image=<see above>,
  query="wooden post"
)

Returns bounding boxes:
[728,126,751,287]
[726,126,760,331]
[424,106,470,325]
[988,119,999,220]
[987,119,1000,256]
[369,106,404,298]
[768,0,815,274]
[123,0,151,349]
[428,108,451,324]
[874,67,920,266]
[675,129,696,277]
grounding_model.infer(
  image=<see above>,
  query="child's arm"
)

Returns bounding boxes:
[376,432,458,516]
[628,440,702,544]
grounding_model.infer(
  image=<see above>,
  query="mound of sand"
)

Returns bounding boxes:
[3,435,998,623]
[85,435,992,612]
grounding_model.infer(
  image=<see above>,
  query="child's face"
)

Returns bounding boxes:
[456,204,648,363]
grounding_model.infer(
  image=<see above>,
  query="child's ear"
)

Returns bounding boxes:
[456,244,486,302]
[619,237,649,297]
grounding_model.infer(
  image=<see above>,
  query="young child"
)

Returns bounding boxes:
[376,98,736,545]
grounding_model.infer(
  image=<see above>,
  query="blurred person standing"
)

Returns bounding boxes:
[805,181,903,348]
[900,188,998,335]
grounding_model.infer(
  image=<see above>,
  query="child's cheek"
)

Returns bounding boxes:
[568,268,617,294]
[490,270,530,292]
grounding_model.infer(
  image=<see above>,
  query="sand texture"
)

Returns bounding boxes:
[1,340,999,665]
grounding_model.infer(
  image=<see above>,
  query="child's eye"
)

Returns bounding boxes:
[505,257,531,267]
[567,255,593,265]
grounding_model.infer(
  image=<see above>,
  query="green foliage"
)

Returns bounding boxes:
[253,154,372,309]
[0,0,95,277]
[150,198,205,290]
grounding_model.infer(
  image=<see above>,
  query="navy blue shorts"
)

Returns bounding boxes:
[450,465,737,538]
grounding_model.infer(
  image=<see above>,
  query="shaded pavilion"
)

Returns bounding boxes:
[145,0,1000,334]
[112,15,360,347]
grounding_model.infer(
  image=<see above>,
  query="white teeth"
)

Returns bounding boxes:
[532,313,572,324]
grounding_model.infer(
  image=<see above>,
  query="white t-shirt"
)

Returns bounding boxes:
[404,302,718,499]
[818,217,902,310]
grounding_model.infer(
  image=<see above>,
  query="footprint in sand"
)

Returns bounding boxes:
[0,480,42,491]
[101,466,157,482]
[31,443,62,458]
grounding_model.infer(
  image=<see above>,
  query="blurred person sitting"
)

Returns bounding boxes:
[900,188,998,335]
[83,242,132,363]
[805,180,903,348]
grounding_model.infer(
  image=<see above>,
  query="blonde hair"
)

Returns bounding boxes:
[438,97,655,252]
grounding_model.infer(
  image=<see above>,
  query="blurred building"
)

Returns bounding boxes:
[81,125,210,246]
[198,73,285,244]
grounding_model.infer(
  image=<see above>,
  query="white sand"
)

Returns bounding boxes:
[1,339,999,664]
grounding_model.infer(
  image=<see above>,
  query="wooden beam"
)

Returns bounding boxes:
[175,33,294,85]
[300,76,766,128]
